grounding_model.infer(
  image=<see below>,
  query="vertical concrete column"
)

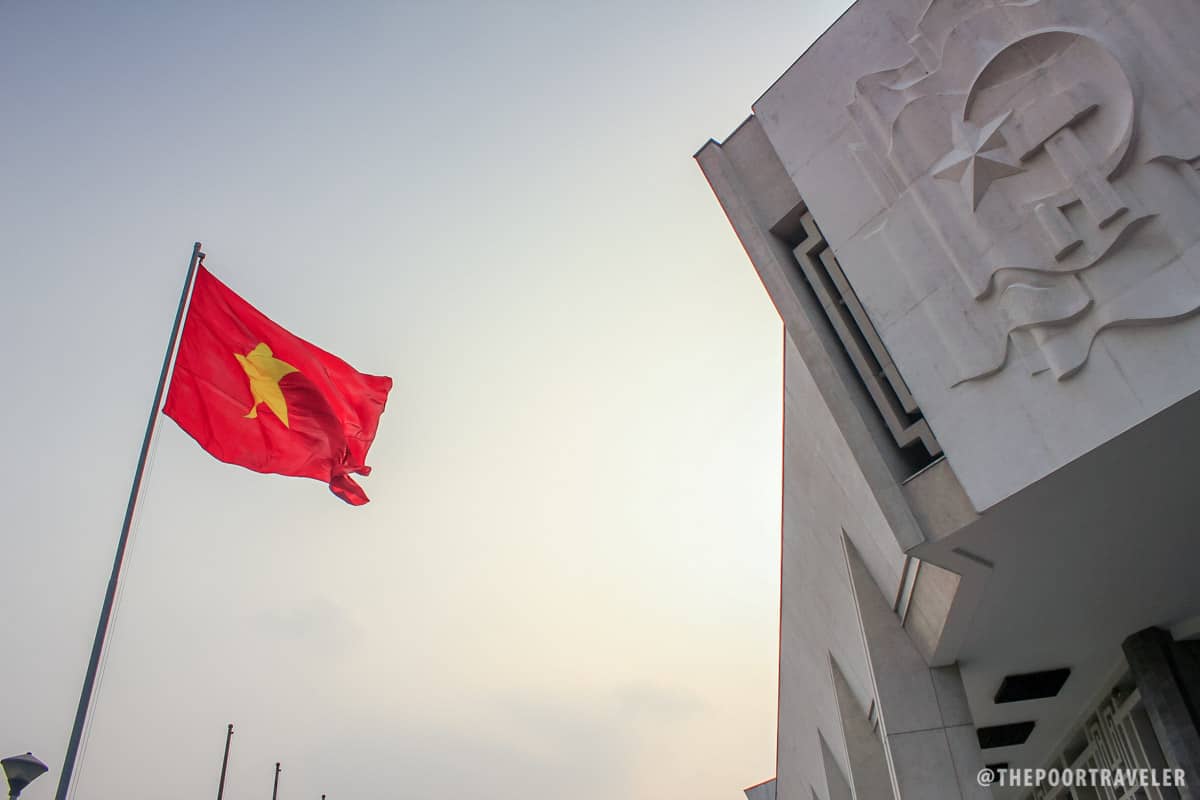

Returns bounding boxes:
[831,659,896,800]
[1122,627,1200,797]
[844,535,990,799]
[820,734,855,800]
[1171,640,1200,724]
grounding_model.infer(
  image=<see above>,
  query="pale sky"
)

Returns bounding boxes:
[0,3,849,798]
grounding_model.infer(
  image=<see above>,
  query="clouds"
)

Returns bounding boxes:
[615,680,706,722]
[322,682,703,799]
[250,597,365,653]
[303,707,634,800]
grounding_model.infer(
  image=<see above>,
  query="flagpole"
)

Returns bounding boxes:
[54,242,205,800]
[215,724,234,800]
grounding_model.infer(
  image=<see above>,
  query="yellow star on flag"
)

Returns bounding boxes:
[234,343,299,427]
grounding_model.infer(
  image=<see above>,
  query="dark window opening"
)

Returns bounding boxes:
[978,722,1036,749]
[994,668,1072,704]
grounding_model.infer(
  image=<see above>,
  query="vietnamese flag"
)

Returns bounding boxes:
[164,266,392,505]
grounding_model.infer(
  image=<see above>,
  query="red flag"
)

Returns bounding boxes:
[164,266,392,505]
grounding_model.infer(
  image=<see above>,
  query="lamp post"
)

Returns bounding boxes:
[2,753,48,799]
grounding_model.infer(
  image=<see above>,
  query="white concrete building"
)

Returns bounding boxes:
[696,1,1200,798]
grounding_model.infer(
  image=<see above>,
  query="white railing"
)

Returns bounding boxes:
[1028,687,1175,800]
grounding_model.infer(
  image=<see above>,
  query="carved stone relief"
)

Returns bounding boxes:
[847,0,1200,385]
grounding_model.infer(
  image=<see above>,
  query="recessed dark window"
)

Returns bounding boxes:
[994,668,1071,704]
[986,763,1010,772]
[977,722,1035,749]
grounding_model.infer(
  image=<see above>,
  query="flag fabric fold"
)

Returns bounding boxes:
[164,266,392,505]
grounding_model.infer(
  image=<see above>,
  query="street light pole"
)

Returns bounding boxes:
[2,753,48,799]
[272,762,280,800]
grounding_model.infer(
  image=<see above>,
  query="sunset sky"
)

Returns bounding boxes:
[0,3,850,798]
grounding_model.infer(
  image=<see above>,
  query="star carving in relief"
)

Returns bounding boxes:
[932,112,1023,210]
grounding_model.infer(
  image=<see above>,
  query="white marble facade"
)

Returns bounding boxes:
[753,0,1200,510]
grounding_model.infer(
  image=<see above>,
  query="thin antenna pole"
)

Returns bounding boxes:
[272,762,281,800]
[53,242,205,800]
[216,724,234,800]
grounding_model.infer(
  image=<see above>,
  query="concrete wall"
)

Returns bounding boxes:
[697,116,930,595]
[698,112,964,800]
[745,778,778,800]
[752,0,1200,511]
[778,332,908,799]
